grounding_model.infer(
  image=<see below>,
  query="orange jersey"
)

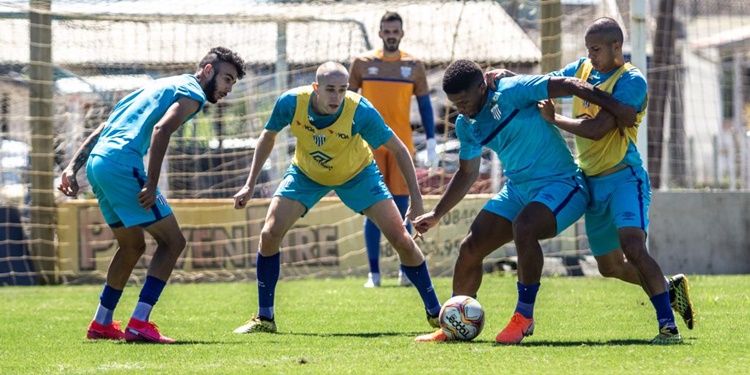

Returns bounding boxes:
[349,49,429,152]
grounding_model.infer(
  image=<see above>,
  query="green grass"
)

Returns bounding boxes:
[1,275,748,374]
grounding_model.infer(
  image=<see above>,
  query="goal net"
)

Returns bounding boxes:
[2,0,749,284]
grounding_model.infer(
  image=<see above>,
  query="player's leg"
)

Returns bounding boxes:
[343,164,440,326]
[363,147,390,287]
[122,214,185,343]
[415,204,516,342]
[85,155,141,340]
[236,167,317,334]
[452,210,514,296]
[497,176,587,345]
[608,166,682,343]
[392,195,413,286]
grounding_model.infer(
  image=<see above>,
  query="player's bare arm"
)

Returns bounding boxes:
[413,156,480,234]
[547,76,636,134]
[537,99,616,141]
[57,121,108,197]
[234,129,278,209]
[138,97,201,210]
[382,134,424,222]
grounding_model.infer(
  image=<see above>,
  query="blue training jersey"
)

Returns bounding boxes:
[549,58,648,167]
[456,75,579,184]
[265,88,394,149]
[91,74,206,167]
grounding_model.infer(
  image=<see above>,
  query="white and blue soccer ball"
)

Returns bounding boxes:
[439,295,485,341]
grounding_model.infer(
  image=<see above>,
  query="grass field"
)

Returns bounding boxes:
[1,274,748,374]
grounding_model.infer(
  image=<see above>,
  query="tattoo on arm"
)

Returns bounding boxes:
[70,133,100,173]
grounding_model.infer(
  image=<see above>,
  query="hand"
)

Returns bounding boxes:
[57,168,80,197]
[233,185,254,209]
[137,184,157,211]
[614,105,638,137]
[537,99,556,123]
[484,68,516,90]
[413,211,439,235]
[426,138,438,170]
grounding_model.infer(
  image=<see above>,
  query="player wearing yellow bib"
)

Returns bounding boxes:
[231,62,442,334]
[539,17,693,344]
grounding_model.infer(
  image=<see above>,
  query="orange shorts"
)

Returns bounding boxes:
[372,146,411,196]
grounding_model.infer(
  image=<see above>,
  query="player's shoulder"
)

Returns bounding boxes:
[353,49,380,62]
[398,50,423,64]
[619,65,647,87]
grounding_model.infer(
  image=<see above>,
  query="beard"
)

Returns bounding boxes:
[204,75,219,103]
[383,39,400,53]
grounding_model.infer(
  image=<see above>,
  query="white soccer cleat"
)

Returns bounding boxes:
[364,272,381,288]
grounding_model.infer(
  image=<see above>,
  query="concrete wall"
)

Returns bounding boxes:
[650,191,750,275]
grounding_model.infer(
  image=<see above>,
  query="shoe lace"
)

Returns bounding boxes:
[111,321,123,330]
[509,313,528,327]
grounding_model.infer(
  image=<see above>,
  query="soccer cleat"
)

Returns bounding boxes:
[87,320,124,340]
[669,274,695,330]
[650,326,683,345]
[495,312,535,345]
[124,318,175,343]
[426,311,440,329]
[398,270,413,287]
[233,315,278,334]
[415,329,450,342]
[364,272,381,288]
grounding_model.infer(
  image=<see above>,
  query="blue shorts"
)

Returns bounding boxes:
[585,165,651,256]
[86,155,172,228]
[482,174,588,235]
[274,162,392,216]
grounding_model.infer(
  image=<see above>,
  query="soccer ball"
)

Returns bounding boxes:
[439,295,485,341]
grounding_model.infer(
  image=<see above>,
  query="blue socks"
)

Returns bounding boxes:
[364,195,410,275]
[257,252,280,320]
[400,262,441,316]
[650,291,677,329]
[94,283,123,325]
[133,275,166,322]
[514,282,540,319]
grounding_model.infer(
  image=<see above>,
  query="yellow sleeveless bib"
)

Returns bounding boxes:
[290,87,373,186]
[572,61,646,175]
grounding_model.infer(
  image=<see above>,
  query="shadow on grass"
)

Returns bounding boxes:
[286,331,429,338]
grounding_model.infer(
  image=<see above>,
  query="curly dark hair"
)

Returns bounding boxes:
[198,46,246,80]
[442,59,483,95]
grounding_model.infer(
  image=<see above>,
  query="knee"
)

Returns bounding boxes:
[259,227,284,251]
[620,239,649,264]
[512,218,540,243]
[456,238,483,264]
[389,232,416,254]
[597,263,622,278]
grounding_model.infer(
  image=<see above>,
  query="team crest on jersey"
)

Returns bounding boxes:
[367,66,379,75]
[492,92,501,102]
[491,104,502,120]
[313,133,326,147]
[400,66,412,78]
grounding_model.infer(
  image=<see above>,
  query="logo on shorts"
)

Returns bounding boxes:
[313,133,326,147]
[621,211,636,221]
[156,194,167,206]
[309,150,333,170]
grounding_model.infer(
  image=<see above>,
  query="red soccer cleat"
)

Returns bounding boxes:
[124,318,175,344]
[87,320,125,340]
[495,312,535,345]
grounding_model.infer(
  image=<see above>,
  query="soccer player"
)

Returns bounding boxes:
[412,59,636,344]
[349,11,438,288]
[231,61,442,334]
[57,47,246,343]
[535,17,693,344]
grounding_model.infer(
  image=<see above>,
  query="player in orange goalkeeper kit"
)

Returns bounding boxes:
[58,47,246,343]
[231,62,442,334]
[349,11,438,288]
